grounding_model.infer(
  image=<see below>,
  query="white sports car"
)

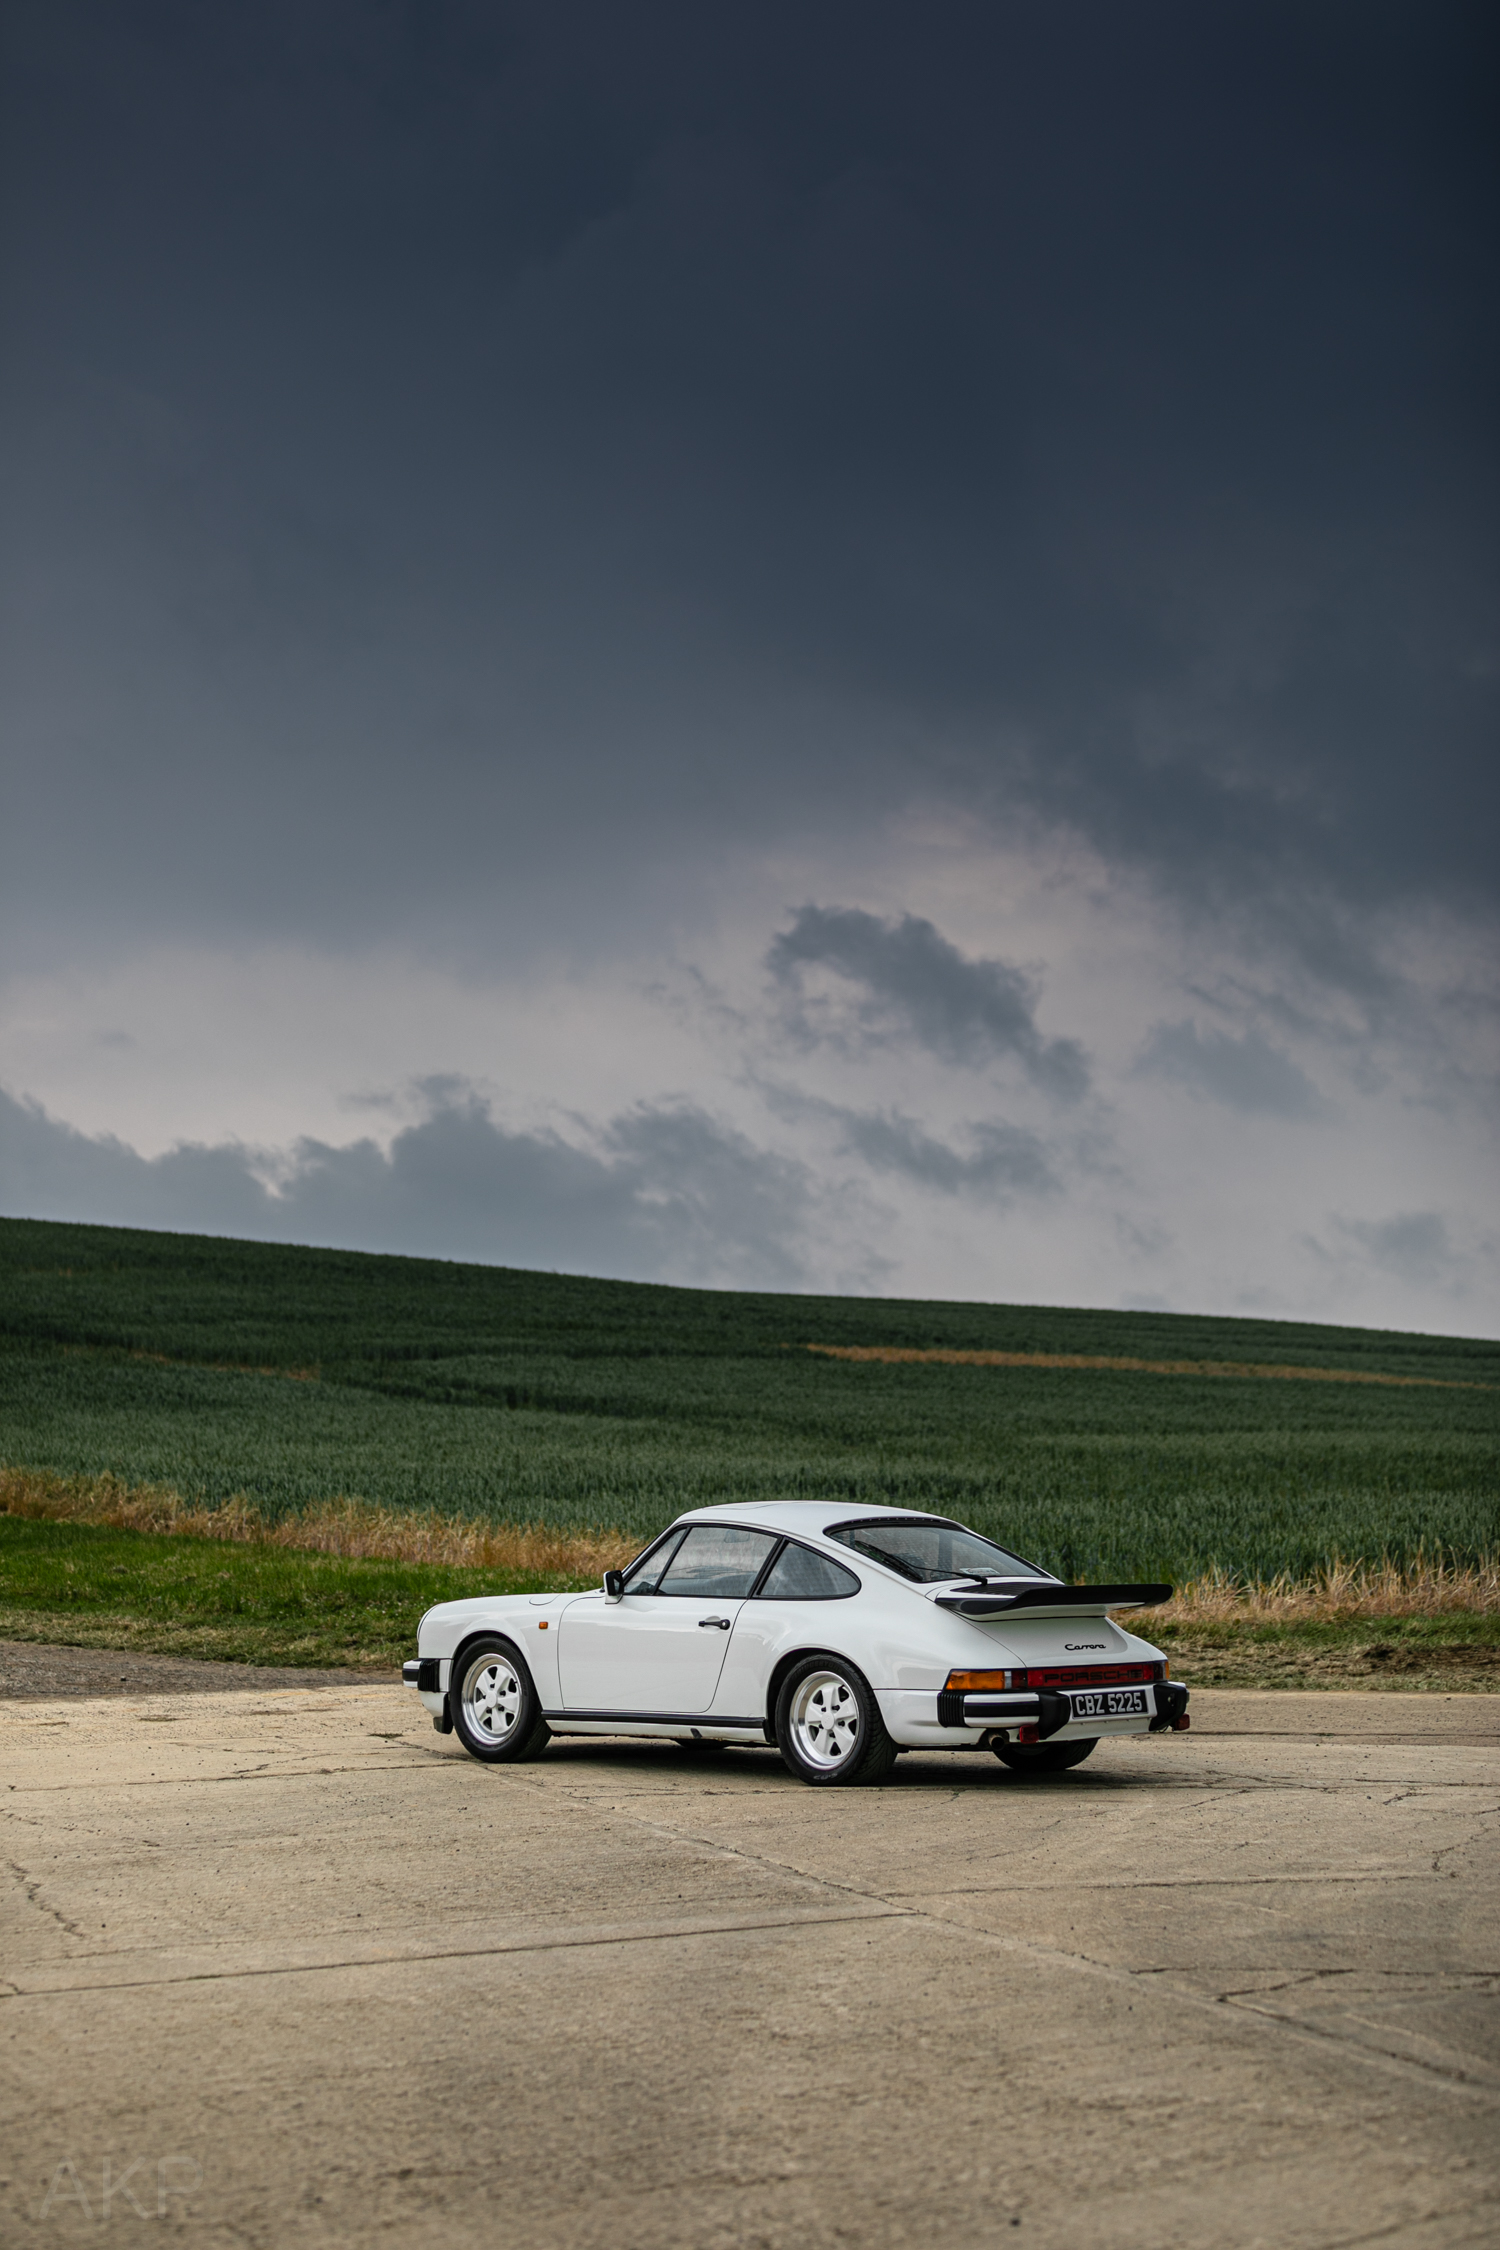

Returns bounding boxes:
[405,1501,1189,1784]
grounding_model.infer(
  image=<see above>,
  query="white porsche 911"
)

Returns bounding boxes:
[405,1501,1189,1783]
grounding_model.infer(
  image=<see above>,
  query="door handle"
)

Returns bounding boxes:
[698,1616,732,1630]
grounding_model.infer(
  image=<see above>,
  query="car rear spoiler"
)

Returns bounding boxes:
[934,1582,1172,1617]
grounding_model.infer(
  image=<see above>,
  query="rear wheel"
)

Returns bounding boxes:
[451,1637,551,1765]
[775,1656,897,1787]
[992,1737,1098,1774]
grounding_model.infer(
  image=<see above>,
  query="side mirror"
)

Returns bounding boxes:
[602,1570,625,1604]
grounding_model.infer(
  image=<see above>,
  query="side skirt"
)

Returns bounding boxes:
[544,1710,771,1743]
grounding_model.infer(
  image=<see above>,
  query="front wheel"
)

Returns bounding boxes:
[992,1736,1098,1775]
[451,1637,551,1765]
[775,1656,897,1787]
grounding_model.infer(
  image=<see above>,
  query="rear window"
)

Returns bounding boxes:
[826,1517,1048,1585]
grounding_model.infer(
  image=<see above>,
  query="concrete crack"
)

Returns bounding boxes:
[4,1856,91,1941]
[0,1903,910,2000]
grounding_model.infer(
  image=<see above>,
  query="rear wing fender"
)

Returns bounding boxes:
[934,1582,1172,1618]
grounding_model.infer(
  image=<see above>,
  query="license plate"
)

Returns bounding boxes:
[1068,1686,1149,1720]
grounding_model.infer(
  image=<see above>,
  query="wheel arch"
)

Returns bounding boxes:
[448,1624,529,1700]
[765,1644,866,1737]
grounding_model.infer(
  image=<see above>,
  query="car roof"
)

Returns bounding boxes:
[671,1500,952,1541]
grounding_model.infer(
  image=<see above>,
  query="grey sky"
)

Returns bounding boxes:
[1134,1022,1324,1120]
[1,2,1495,1331]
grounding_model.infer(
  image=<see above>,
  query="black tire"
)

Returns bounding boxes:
[992,1736,1098,1775]
[774,1655,898,1787]
[450,1636,551,1765]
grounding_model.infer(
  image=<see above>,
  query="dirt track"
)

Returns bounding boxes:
[2,1671,1496,2247]
[0,1637,397,1699]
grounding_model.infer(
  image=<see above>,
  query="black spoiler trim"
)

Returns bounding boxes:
[935,1582,1172,1617]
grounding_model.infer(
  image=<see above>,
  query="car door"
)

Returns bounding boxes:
[557,1524,779,1716]
[711,1537,862,1718]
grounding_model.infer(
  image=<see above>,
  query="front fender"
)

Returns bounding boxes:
[417,1590,587,1711]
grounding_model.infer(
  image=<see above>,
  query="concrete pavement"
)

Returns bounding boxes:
[2,1679,1496,2247]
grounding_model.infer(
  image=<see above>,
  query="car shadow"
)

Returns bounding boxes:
[538,1738,1142,1789]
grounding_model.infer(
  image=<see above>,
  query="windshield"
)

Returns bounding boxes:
[826,1517,1050,1584]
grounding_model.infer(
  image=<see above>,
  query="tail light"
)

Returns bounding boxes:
[943,1661,1168,1695]
[994,1662,1166,1690]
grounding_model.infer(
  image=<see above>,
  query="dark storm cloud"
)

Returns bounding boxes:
[834,1111,1058,1201]
[0,1085,821,1288]
[1134,1021,1323,1118]
[1,1,1494,975]
[759,1081,1058,1201]
[769,906,1089,1099]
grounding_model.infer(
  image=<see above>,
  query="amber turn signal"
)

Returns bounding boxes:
[944,1668,1024,1692]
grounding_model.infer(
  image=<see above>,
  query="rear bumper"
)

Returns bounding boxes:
[883,1678,1190,1747]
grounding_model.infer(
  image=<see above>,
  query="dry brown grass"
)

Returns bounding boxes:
[0,1467,635,1580]
[801,1343,1487,1390]
[4,1467,1494,1621]
[1139,1551,1500,1625]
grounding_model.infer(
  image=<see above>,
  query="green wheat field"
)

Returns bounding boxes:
[1,1216,1496,1682]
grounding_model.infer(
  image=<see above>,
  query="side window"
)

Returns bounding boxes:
[757,1541,860,1600]
[623,1530,684,1595]
[654,1525,779,1599]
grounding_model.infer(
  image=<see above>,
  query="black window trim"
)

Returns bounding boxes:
[748,1537,785,1597]
[620,1520,865,1602]
[621,1526,687,1592]
[646,1521,783,1600]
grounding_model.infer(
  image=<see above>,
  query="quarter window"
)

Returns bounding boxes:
[756,1542,859,1600]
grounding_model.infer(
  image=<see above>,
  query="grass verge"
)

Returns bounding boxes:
[0,1516,566,1670]
[0,1469,634,1669]
[2,1469,1495,1688]
[1148,1616,1500,1690]
[1135,1553,1500,1688]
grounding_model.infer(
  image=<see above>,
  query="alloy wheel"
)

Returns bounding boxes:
[788,1669,861,1769]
